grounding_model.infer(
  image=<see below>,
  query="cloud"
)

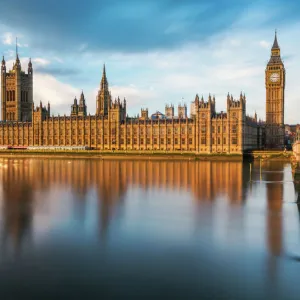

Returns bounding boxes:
[32,57,50,66]
[0,0,276,53]
[35,66,80,77]
[33,73,80,115]
[0,0,300,124]
[2,32,12,45]
[110,84,157,110]
[259,40,270,48]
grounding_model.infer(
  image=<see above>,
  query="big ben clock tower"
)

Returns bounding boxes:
[265,31,285,149]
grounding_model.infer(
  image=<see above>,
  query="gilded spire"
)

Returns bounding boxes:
[272,30,280,50]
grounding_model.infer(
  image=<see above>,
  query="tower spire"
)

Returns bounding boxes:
[16,37,18,59]
[272,30,279,50]
[101,63,108,87]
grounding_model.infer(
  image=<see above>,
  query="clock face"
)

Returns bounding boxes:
[270,72,280,83]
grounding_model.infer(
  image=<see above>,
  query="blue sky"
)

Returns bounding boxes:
[0,0,299,123]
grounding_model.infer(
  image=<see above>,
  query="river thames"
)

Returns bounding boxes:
[0,158,300,299]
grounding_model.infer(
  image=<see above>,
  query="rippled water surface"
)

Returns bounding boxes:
[0,158,300,299]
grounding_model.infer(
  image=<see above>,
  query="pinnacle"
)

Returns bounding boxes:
[272,30,280,49]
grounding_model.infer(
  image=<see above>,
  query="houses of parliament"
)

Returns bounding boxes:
[0,32,285,153]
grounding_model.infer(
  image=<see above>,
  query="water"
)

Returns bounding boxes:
[0,158,300,299]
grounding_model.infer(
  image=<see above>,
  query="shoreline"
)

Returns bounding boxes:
[0,150,293,161]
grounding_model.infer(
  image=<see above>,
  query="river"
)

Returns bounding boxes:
[0,158,299,299]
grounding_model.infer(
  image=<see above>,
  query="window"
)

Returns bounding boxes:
[223,126,226,132]
[218,126,220,133]
[212,127,215,133]
[188,127,192,134]
[232,138,237,145]
[212,138,215,144]
[181,128,185,134]
[127,138,130,144]
[201,126,206,133]
[147,138,150,144]
[167,138,171,145]
[232,125,237,133]
[120,139,124,144]
[201,138,206,145]
[189,138,193,145]
[133,138,137,144]
[223,138,226,145]
[182,138,185,144]
[167,128,172,134]
[174,128,178,134]
[160,138,164,144]
[218,137,221,145]
[140,138,144,144]
[175,138,178,145]
[154,138,157,144]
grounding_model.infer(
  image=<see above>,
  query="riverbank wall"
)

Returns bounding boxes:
[0,150,293,161]
[0,150,243,161]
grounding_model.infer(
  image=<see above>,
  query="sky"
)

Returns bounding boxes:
[0,0,299,123]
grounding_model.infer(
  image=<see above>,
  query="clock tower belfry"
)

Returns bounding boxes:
[265,31,285,149]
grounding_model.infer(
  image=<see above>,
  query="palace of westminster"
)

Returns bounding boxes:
[0,32,286,153]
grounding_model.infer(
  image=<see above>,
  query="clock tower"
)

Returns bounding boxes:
[265,31,285,149]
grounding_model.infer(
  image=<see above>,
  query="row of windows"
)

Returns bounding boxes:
[121,127,194,134]
[5,91,29,102]
[4,137,238,146]
[119,138,194,145]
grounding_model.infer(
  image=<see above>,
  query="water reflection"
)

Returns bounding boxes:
[0,158,299,299]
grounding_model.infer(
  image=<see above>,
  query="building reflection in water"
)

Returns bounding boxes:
[0,159,248,247]
[0,158,298,266]
[0,159,34,255]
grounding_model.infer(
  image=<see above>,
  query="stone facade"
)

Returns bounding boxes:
[265,32,285,149]
[0,49,267,154]
[1,55,33,122]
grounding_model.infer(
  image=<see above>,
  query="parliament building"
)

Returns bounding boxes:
[0,32,285,153]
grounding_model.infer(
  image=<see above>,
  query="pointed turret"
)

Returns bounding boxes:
[28,57,33,75]
[101,64,108,88]
[15,38,21,69]
[269,30,282,62]
[79,90,85,105]
[78,91,87,117]
[272,30,280,50]
[96,63,111,116]
[1,56,5,72]
[48,101,51,117]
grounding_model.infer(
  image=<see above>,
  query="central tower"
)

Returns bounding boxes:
[265,31,285,149]
[96,65,111,116]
